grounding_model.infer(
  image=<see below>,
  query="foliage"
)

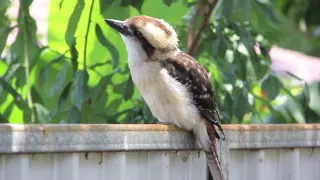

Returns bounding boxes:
[0,0,319,124]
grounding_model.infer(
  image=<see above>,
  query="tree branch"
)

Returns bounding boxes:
[187,1,204,49]
[188,0,219,56]
[83,0,95,69]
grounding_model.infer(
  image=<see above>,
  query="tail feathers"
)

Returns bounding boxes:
[203,117,225,180]
[206,150,224,180]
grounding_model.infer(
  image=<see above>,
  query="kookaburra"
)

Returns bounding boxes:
[105,15,226,180]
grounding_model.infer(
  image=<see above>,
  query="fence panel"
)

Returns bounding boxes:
[0,124,319,180]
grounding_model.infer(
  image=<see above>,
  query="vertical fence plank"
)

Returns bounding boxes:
[188,151,207,180]
[0,155,5,180]
[4,155,29,180]
[79,152,102,180]
[28,154,54,180]
[147,152,170,180]
[278,149,299,180]
[229,150,244,180]
[53,153,79,180]
[102,152,126,180]
[313,148,320,180]
[243,150,264,180]
[262,149,280,180]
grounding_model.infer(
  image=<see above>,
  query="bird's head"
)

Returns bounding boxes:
[105,15,179,60]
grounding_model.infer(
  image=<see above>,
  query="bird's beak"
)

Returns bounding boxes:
[105,19,130,36]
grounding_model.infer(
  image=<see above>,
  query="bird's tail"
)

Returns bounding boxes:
[206,149,224,180]
[205,122,225,180]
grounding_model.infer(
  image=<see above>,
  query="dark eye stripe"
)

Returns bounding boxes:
[130,25,155,57]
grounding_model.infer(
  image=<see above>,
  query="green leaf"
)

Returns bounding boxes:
[2,102,14,123]
[163,0,176,6]
[15,67,26,88]
[68,106,82,123]
[2,63,20,80]
[106,98,122,115]
[31,87,44,105]
[95,24,119,69]
[92,75,111,101]
[0,26,10,56]
[220,0,236,18]
[308,82,320,115]
[0,78,29,111]
[222,93,233,120]
[56,82,72,110]
[142,103,154,122]
[59,0,64,9]
[99,0,114,12]
[65,0,84,45]
[261,74,281,101]
[250,52,269,79]
[69,39,79,72]
[120,0,130,6]
[70,70,90,110]
[34,103,50,123]
[39,53,66,84]
[305,0,320,26]
[88,60,111,69]
[232,87,251,121]
[12,6,41,70]
[212,24,227,57]
[113,81,126,94]
[38,66,49,85]
[122,75,134,100]
[49,61,69,97]
[120,0,143,12]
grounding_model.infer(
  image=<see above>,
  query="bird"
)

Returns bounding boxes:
[105,15,226,180]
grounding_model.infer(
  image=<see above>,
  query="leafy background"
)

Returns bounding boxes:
[0,0,319,124]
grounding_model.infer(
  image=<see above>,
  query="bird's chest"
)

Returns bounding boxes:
[128,60,198,129]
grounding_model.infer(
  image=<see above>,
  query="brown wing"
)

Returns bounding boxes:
[160,52,225,140]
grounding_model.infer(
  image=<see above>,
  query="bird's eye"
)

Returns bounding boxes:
[135,31,143,38]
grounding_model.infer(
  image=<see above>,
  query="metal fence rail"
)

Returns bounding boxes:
[0,124,319,180]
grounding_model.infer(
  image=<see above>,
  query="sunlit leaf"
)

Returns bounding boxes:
[59,0,64,9]
[106,98,122,115]
[0,78,28,111]
[65,0,84,45]
[95,24,119,69]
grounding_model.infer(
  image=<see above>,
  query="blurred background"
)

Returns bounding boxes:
[0,0,319,124]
